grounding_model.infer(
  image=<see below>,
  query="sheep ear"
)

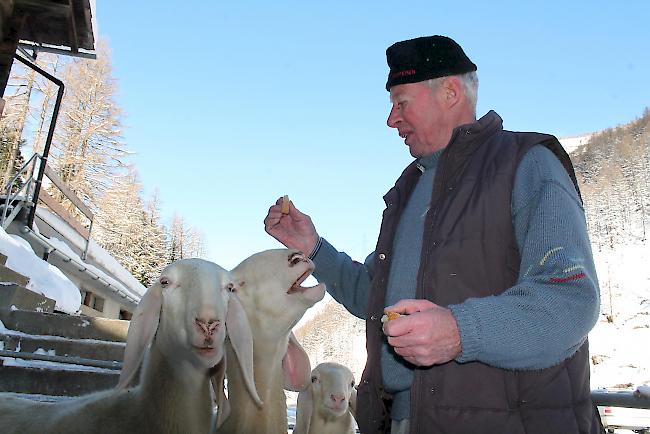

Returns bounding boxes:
[293,386,313,434]
[282,332,311,392]
[349,386,357,419]
[225,293,262,407]
[116,283,163,389]
[211,356,231,429]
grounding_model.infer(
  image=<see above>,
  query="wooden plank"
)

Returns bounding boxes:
[43,166,94,220]
[38,188,90,240]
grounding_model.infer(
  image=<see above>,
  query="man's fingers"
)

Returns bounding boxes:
[386,298,435,315]
[383,316,409,338]
[387,330,422,348]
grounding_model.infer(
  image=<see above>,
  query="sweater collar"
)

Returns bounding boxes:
[417,148,443,172]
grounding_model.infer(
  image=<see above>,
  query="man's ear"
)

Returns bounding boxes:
[442,76,462,107]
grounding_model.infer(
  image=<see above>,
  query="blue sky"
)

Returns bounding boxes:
[97,1,650,269]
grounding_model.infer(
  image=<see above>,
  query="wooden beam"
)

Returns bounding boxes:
[38,187,90,240]
[43,166,93,220]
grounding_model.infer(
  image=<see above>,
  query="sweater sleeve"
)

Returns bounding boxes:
[310,237,374,319]
[449,145,600,369]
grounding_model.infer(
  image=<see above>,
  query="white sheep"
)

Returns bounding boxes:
[0,258,261,434]
[217,249,326,434]
[293,362,357,434]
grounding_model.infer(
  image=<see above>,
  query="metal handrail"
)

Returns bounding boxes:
[1,153,41,229]
[12,53,65,233]
[592,386,650,409]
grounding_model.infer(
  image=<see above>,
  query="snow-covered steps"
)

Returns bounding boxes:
[0,364,119,396]
[0,283,56,313]
[0,308,129,398]
[0,254,57,313]
[0,263,30,288]
[0,308,129,342]
[1,331,125,363]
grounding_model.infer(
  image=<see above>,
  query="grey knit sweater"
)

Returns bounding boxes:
[310,144,600,420]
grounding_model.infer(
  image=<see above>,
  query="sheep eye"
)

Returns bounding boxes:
[311,376,318,383]
[289,253,304,266]
[350,381,355,387]
[160,277,170,287]
[226,283,236,293]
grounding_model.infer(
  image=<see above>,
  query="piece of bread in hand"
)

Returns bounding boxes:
[281,195,290,214]
[381,309,403,323]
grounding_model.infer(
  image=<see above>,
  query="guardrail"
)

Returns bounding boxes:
[592,386,650,409]
[0,153,40,229]
[1,153,95,260]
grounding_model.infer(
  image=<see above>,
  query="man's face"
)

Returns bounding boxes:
[387,81,452,158]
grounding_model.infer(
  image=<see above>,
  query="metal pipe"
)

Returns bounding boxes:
[12,54,65,231]
[82,219,93,260]
[591,389,650,409]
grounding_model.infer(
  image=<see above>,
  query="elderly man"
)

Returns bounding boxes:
[264,35,602,434]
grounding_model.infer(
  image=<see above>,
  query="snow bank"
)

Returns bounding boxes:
[589,243,650,389]
[0,227,81,314]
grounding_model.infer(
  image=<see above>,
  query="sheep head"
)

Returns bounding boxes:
[230,249,326,392]
[294,362,357,434]
[154,259,232,368]
[116,259,260,410]
[231,249,326,333]
[309,363,356,418]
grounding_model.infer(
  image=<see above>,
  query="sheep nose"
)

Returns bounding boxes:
[195,318,220,336]
[330,393,346,406]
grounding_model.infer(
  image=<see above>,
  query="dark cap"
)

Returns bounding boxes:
[385,35,477,91]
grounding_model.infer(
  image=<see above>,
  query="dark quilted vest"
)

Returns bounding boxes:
[357,111,603,434]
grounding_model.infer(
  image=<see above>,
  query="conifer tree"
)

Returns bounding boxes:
[47,40,127,211]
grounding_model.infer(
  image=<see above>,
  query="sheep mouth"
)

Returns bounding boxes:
[193,346,218,357]
[326,402,349,415]
[287,268,314,294]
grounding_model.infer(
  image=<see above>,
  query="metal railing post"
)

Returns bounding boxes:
[12,53,65,230]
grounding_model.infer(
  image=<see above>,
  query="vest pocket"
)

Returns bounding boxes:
[426,361,514,410]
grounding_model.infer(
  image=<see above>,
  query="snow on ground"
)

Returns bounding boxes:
[0,226,81,314]
[589,243,650,391]
[559,134,593,153]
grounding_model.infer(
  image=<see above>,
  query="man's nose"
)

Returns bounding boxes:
[387,106,400,128]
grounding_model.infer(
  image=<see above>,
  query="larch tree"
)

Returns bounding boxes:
[47,40,128,214]
[0,58,37,189]
[2,40,208,289]
[29,53,64,156]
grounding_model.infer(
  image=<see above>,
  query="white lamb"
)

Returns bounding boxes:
[217,249,326,434]
[293,362,358,434]
[0,258,261,434]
